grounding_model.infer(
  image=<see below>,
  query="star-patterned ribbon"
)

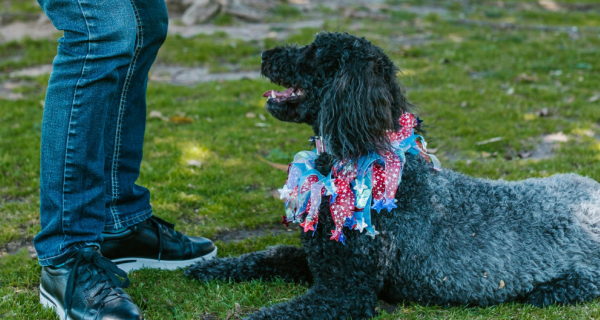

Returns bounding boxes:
[279,113,441,243]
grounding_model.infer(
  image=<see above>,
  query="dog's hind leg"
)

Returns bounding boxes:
[245,284,378,320]
[523,269,600,307]
[185,245,312,283]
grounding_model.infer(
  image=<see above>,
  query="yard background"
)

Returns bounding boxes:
[1,0,600,318]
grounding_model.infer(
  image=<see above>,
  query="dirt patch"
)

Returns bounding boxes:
[0,81,26,100]
[376,300,399,315]
[521,132,570,160]
[213,225,299,243]
[0,19,58,43]
[168,19,324,41]
[9,64,53,78]
[0,238,36,258]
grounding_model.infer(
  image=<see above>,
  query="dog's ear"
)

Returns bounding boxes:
[319,58,396,159]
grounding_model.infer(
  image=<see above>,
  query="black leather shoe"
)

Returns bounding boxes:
[40,246,142,320]
[101,216,216,273]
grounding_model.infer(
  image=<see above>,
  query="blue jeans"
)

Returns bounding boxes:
[34,0,168,266]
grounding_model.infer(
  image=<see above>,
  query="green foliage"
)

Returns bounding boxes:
[270,4,302,19]
[0,38,57,73]
[212,13,234,26]
[157,33,261,67]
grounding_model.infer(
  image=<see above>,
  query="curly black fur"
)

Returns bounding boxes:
[187,32,600,319]
[259,32,412,159]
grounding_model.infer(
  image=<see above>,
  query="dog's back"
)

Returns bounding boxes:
[382,155,600,306]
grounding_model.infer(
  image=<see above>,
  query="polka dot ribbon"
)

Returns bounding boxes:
[279,113,441,244]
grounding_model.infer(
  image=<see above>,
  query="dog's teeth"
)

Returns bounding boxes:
[270,91,276,99]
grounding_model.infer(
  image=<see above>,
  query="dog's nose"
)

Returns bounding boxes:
[261,51,267,62]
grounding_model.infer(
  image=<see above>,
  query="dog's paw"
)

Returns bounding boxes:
[185,258,229,282]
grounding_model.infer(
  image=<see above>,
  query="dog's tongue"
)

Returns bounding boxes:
[262,87,295,98]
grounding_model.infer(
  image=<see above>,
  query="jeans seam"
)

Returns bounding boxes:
[59,0,92,252]
[38,241,100,266]
[104,207,152,229]
[108,0,144,229]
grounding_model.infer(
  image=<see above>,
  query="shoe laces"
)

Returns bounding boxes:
[63,249,130,319]
[149,216,184,261]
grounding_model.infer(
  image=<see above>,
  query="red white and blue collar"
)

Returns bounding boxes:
[279,113,441,243]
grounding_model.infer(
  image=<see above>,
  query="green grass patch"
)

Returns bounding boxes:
[0,38,57,73]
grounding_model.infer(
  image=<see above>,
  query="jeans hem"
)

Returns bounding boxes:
[38,241,100,267]
[103,207,153,231]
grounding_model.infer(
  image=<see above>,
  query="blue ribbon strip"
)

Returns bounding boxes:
[281,131,441,242]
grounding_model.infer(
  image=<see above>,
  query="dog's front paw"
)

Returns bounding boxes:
[185,258,230,282]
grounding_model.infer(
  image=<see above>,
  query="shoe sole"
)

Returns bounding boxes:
[40,285,69,320]
[111,246,217,273]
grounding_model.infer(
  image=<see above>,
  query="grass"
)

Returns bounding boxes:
[1,0,600,318]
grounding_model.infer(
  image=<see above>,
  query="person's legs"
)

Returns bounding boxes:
[34,1,145,318]
[97,0,217,271]
[34,0,137,267]
[102,0,168,230]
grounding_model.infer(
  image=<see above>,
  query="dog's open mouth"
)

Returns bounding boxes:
[262,87,305,103]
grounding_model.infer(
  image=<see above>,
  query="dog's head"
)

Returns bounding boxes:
[261,32,413,159]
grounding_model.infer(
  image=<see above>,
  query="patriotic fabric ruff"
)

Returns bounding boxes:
[279,113,442,243]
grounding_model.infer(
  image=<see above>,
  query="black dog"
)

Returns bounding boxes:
[187,33,600,319]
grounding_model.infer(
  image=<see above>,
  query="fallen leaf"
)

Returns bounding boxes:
[543,132,568,143]
[589,95,600,102]
[206,117,212,122]
[499,279,505,289]
[460,101,468,108]
[506,87,515,95]
[149,110,169,121]
[187,160,203,168]
[518,152,531,159]
[259,113,266,121]
[538,0,560,11]
[255,122,270,127]
[39,100,45,108]
[481,151,498,158]
[170,116,194,124]
[476,137,503,145]
[536,108,549,117]
[524,113,537,121]
[448,34,463,43]
[187,184,196,189]
[549,70,562,76]
[246,112,256,118]
[256,155,288,171]
[579,130,595,138]
[564,96,575,104]
[515,73,538,83]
